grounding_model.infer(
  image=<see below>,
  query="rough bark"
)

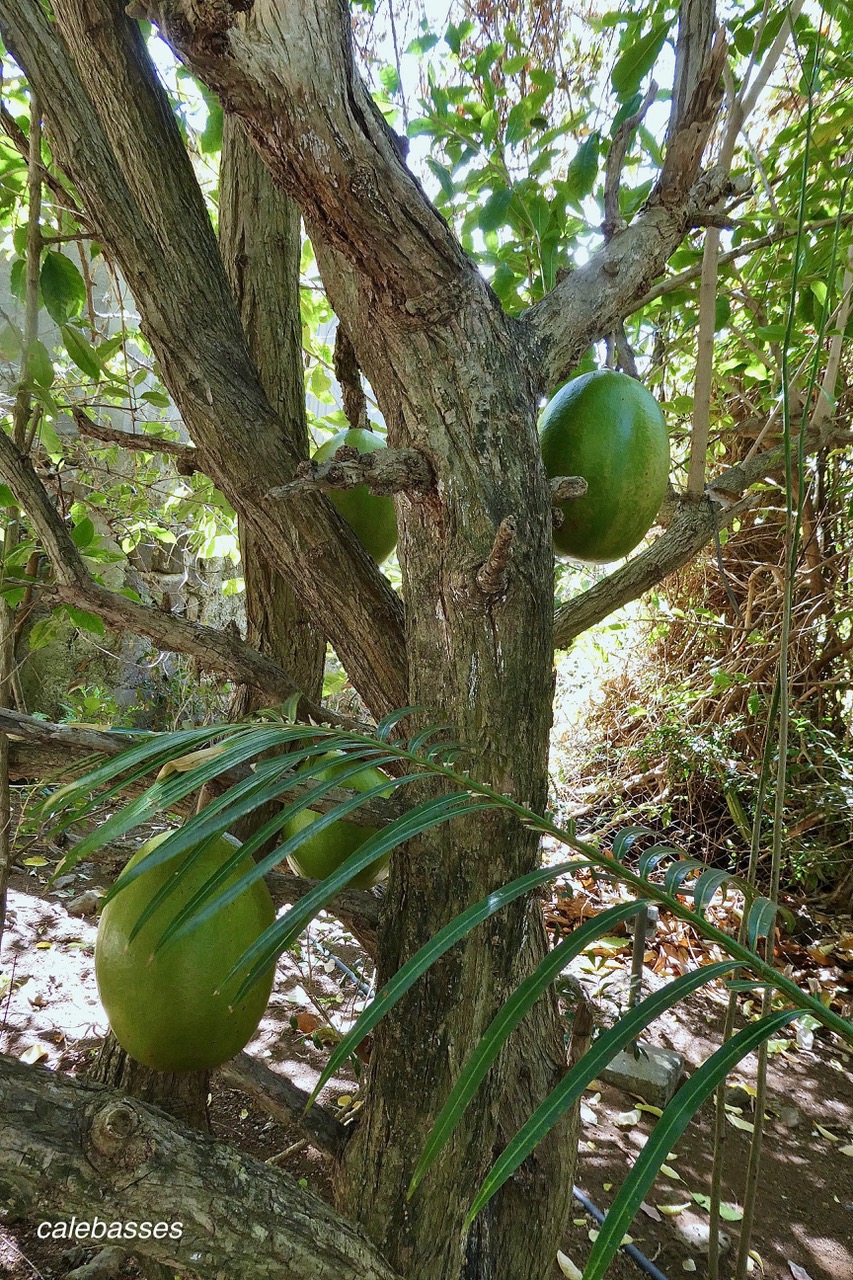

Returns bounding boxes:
[86,1035,210,1130]
[218,114,325,720]
[0,1054,403,1280]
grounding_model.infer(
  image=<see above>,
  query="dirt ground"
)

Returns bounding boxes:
[1,834,852,1280]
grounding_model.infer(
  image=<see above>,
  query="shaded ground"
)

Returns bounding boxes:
[2,832,852,1280]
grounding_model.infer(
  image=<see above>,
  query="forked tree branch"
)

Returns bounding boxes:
[0,1054,403,1280]
[524,10,727,388]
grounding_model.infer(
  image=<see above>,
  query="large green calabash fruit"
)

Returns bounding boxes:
[539,369,670,564]
[95,831,275,1072]
[313,427,397,564]
[283,752,393,889]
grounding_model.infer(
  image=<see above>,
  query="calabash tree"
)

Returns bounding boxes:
[1,2,851,1279]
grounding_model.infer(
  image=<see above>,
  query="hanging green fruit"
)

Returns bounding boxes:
[95,831,275,1072]
[540,369,670,564]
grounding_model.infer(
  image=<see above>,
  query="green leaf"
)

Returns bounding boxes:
[27,339,54,388]
[0,322,23,360]
[479,189,513,231]
[70,516,96,549]
[693,869,732,915]
[563,133,600,208]
[308,857,591,1109]
[611,23,669,101]
[579,1011,800,1280]
[409,900,646,1194]
[61,324,102,380]
[747,896,777,949]
[465,962,741,1225]
[64,605,105,636]
[445,20,475,54]
[141,390,171,407]
[27,617,61,652]
[611,825,655,862]
[426,157,455,200]
[9,258,26,302]
[40,252,86,325]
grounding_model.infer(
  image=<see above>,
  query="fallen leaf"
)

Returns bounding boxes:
[682,1260,696,1272]
[20,1044,49,1065]
[588,1229,599,1243]
[337,1094,352,1108]
[838,1143,853,1157]
[658,1202,691,1216]
[813,1124,839,1142]
[788,1263,814,1280]
[292,1012,325,1034]
[23,856,48,867]
[637,1103,664,1117]
[556,1252,583,1280]
[615,1108,642,1127]
[660,1164,682,1180]
[727,1113,755,1133]
[749,1249,765,1272]
[640,1202,662,1222]
[580,1104,599,1126]
[572,1218,587,1227]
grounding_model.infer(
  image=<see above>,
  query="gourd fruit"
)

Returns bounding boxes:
[95,831,275,1072]
[539,369,670,564]
[282,752,393,889]
[313,427,397,564]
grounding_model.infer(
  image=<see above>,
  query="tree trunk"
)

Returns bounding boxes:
[330,277,576,1280]
[218,114,325,720]
[87,1035,210,1130]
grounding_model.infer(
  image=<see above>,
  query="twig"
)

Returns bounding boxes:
[602,81,657,241]
[475,517,516,597]
[549,476,588,503]
[72,405,198,474]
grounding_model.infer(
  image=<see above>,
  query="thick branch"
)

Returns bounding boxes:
[268,447,435,499]
[553,426,849,648]
[525,31,727,387]
[0,1054,403,1280]
[1,0,407,717]
[217,1052,348,1157]
[72,406,198,474]
[126,0,473,318]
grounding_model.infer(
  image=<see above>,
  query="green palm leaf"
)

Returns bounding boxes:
[408,899,647,1195]
[229,791,497,1002]
[307,858,594,1109]
[465,960,741,1224]
[580,1009,801,1280]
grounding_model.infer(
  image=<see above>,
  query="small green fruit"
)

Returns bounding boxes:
[95,831,275,1072]
[313,427,397,563]
[540,369,670,564]
[283,752,393,888]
